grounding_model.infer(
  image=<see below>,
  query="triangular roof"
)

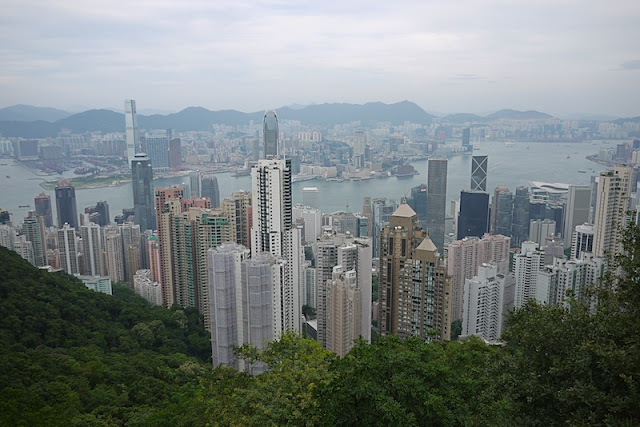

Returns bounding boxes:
[416,237,437,252]
[392,203,416,218]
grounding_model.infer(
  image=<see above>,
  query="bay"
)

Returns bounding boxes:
[0,140,612,225]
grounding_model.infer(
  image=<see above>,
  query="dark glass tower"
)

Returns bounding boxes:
[408,183,428,226]
[512,186,530,246]
[55,178,78,228]
[263,110,278,158]
[426,158,447,252]
[34,192,53,228]
[131,153,155,231]
[457,190,489,239]
[201,175,220,208]
[471,155,488,191]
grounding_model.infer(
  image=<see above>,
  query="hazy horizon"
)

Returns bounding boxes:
[2,0,639,117]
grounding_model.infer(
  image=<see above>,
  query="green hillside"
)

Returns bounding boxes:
[1,222,639,425]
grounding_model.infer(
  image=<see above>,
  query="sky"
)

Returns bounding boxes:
[1,0,639,117]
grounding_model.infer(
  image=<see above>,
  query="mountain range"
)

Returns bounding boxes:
[2,101,635,139]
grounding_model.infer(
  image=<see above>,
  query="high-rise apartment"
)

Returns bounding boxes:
[426,158,447,252]
[22,211,46,267]
[378,202,450,341]
[593,166,633,258]
[55,178,78,228]
[34,193,53,228]
[263,110,279,158]
[58,223,80,275]
[131,153,155,232]
[104,226,125,282]
[80,219,102,276]
[571,223,594,260]
[471,155,488,192]
[201,175,220,208]
[514,241,546,308]
[124,99,139,169]
[325,267,362,357]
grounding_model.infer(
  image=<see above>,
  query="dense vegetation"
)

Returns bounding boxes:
[1,223,639,425]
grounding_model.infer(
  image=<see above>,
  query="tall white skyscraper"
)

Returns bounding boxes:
[462,263,506,342]
[514,241,546,308]
[571,223,594,260]
[58,224,80,275]
[80,218,103,276]
[250,157,302,335]
[593,166,633,258]
[124,99,139,169]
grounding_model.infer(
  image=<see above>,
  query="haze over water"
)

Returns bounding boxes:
[0,140,610,225]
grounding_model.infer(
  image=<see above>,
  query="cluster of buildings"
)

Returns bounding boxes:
[2,99,639,371]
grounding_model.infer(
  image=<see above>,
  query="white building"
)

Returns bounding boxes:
[293,205,322,243]
[302,187,320,209]
[58,223,80,275]
[537,253,605,306]
[593,166,633,258]
[77,275,112,295]
[571,223,594,260]
[514,241,546,308]
[563,185,591,248]
[133,269,162,306]
[124,99,139,169]
[462,263,506,342]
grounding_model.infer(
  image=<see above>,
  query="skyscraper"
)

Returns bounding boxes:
[571,223,594,260]
[55,178,78,229]
[563,185,591,248]
[471,155,488,192]
[491,186,513,236]
[457,190,490,239]
[426,158,447,252]
[326,267,362,357]
[512,186,530,246]
[124,99,139,169]
[131,153,155,232]
[58,223,80,275]
[146,136,169,172]
[34,193,53,228]
[462,263,506,342]
[302,187,319,209]
[462,127,471,149]
[124,99,139,168]
[80,219,103,276]
[263,110,279,158]
[514,241,546,308]
[84,201,110,227]
[22,211,46,267]
[408,183,428,226]
[251,158,293,257]
[593,166,633,258]
[201,175,220,208]
[378,202,451,341]
[104,226,125,282]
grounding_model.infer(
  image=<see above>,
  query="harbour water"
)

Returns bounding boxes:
[0,140,614,225]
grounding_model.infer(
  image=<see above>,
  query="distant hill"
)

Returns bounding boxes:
[614,116,640,125]
[441,113,487,123]
[485,109,553,121]
[0,100,433,137]
[0,104,71,122]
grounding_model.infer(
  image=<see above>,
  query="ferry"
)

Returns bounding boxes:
[19,205,30,208]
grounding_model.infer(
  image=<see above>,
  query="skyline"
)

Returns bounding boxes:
[1,0,639,117]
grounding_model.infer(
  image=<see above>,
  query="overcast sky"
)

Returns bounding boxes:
[1,0,639,117]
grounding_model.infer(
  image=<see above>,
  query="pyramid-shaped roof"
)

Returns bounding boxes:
[416,237,437,252]
[392,203,417,218]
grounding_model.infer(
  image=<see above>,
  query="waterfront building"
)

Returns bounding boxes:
[131,153,155,232]
[34,193,53,228]
[55,178,78,229]
[263,110,279,158]
[512,186,530,246]
[490,186,511,235]
[124,99,139,169]
[593,166,633,258]
[426,159,447,252]
[563,185,591,248]
[201,175,220,208]
[302,187,319,209]
[146,137,169,172]
[457,190,489,239]
[471,155,488,192]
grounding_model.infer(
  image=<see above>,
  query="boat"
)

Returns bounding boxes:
[19,205,29,208]
[5,175,9,178]
[578,170,586,173]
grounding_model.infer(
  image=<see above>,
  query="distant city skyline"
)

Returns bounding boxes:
[1,1,639,117]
